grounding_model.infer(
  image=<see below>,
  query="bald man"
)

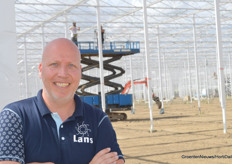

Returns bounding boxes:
[0,38,124,164]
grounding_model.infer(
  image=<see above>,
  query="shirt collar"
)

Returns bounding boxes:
[73,94,84,118]
[37,89,84,118]
[37,89,51,117]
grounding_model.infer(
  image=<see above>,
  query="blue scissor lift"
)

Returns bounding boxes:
[76,41,140,121]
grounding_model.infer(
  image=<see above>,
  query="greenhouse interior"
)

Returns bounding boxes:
[1,0,232,163]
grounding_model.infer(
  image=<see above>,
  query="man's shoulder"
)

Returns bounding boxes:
[3,96,37,113]
[81,101,110,128]
[82,101,103,114]
[79,99,107,119]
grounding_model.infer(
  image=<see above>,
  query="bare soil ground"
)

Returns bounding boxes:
[112,98,232,164]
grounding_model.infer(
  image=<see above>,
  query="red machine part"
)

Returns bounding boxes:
[121,78,148,94]
[121,78,161,110]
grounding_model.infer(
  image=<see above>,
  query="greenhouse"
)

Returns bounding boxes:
[1,0,232,163]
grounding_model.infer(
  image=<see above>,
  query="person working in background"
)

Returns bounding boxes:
[69,22,80,46]
[0,38,124,164]
[101,25,105,45]
[95,25,105,46]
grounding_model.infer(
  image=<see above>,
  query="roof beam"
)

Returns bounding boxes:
[17,0,89,39]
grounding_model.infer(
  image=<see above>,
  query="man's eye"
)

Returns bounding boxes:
[69,64,75,67]
[51,63,57,66]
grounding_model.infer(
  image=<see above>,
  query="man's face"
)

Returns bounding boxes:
[39,39,81,103]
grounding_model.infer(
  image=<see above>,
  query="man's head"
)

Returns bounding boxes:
[73,22,76,26]
[39,38,81,104]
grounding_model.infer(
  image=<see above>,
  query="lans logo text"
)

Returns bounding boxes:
[73,122,93,144]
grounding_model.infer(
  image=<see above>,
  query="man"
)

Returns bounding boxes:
[95,25,105,47]
[69,22,80,46]
[101,25,105,45]
[0,38,124,164]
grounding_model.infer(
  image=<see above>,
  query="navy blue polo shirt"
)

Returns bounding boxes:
[0,90,124,164]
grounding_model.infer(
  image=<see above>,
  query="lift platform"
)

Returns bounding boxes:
[76,41,140,121]
[78,41,140,57]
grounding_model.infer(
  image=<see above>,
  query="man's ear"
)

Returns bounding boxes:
[39,63,42,79]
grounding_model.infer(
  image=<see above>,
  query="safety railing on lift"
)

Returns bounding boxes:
[77,41,140,51]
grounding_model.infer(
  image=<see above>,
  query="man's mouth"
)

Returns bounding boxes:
[55,82,70,87]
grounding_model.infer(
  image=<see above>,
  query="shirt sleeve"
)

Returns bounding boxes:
[96,114,124,160]
[0,108,25,164]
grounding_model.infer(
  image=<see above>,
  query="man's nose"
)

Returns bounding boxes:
[57,66,68,77]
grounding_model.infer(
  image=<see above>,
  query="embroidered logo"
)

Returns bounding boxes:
[73,121,93,144]
[75,122,91,137]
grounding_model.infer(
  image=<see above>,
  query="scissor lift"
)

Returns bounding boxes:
[76,41,140,121]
